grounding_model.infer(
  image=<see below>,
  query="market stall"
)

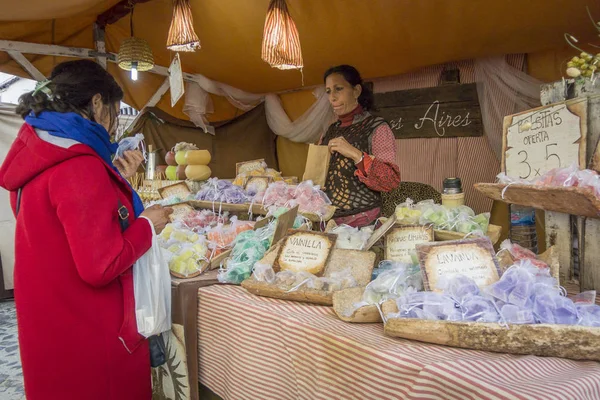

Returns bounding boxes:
[4,1,600,400]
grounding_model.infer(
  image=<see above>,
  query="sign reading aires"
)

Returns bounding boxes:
[416,238,501,291]
[502,99,587,179]
[373,83,483,139]
[385,225,434,263]
[275,231,336,276]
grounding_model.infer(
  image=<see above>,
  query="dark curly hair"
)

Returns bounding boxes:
[16,59,124,133]
[323,65,374,111]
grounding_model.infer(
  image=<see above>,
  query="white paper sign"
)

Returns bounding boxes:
[169,53,184,107]
[504,102,584,179]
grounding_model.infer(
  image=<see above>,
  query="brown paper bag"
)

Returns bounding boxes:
[302,144,331,187]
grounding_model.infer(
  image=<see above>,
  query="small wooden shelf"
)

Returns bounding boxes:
[474,183,600,219]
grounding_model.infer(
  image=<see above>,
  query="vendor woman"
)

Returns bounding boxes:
[321,65,401,227]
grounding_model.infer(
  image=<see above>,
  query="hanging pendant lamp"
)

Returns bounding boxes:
[118,5,154,80]
[167,0,201,52]
[261,0,303,70]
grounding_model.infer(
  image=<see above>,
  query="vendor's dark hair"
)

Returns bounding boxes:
[16,59,124,133]
[324,65,375,111]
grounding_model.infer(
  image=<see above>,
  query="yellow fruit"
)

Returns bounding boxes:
[567,67,582,78]
[175,151,187,165]
[567,61,576,68]
[166,166,178,180]
[185,165,212,181]
[185,150,212,165]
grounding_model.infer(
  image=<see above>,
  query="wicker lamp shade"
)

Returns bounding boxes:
[118,37,155,72]
[167,0,201,52]
[261,0,303,70]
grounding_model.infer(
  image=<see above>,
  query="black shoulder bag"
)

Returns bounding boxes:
[16,188,167,368]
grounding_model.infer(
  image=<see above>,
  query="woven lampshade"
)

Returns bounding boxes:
[167,0,201,52]
[261,0,303,70]
[118,37,155,72]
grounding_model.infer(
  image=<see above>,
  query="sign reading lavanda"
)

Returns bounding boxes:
[503,100,586,179]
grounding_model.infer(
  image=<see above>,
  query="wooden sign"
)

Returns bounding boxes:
[363,214,398,251]
[373,83,483,139]
[385,224,434,263]
[274,231,336,276]
[158,182,191,199]
[502,99,587,178]
[271,206,299,245]
[416,237,501,291]
[236,159,265,175]
[244,176,272,193]
[168,202,194,222]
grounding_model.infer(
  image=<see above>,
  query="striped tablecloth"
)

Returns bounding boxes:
[197,285,600,400]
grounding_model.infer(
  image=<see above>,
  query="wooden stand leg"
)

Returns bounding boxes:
[545,211,573,285]
[582,218,600,291]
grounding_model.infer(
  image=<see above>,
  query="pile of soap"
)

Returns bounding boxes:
[356,261,423,308]
[217,222,275,284]
[392,261,600,326]
[331,224,373,250]
[206,217,254,257]
[181,209,229,233]
[500,239,549,270]
[497,163,600,197]
[252,264,358,293]
[395,199,490,234]
[260,181,331,216]
[195,178,254,204]
[159,223,209,277]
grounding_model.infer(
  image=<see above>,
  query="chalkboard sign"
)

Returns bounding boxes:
[373,83,483,139]
[502,99,587,178]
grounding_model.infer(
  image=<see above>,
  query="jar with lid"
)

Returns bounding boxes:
[441,177,465,208]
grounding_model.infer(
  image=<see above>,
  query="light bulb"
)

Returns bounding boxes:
[131,61,138,81]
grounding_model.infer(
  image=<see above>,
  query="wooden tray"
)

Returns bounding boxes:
[381,300,600,362]
[475,183,600,219]
[332,287,382,323]
[241,247,377,305]
[434,224,502,244]
[188,200,336,222]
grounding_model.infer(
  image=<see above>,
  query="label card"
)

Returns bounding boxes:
[274,231,336,276]
[158,182,191,199]
[236,159,265,175]
[169,53,184,107]
[385,224,434,263]
[168,202,194,222]
[416,237,501,291]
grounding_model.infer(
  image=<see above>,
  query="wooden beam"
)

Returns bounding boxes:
[0,40,115,62]
[93,24,107,70]
[96,0,153,28]
[7,51,45,81]
[144,77,170,109]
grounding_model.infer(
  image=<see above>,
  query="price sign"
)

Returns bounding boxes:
[502,99,587,178]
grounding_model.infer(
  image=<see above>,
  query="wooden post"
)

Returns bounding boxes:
[93,23,107,70]
[545,211,573,284]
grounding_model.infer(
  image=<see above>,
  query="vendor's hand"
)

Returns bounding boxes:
[114,150,144,179]
[328,137,363,163]
[141,205,173,234]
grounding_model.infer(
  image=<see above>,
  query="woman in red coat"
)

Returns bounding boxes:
[0,60,172,399]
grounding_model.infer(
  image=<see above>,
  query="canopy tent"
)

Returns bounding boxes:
[0,0,598,123]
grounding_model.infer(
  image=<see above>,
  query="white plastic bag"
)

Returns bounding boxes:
[133,228,172,338]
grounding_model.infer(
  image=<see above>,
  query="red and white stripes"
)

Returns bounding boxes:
[197,285,600,400]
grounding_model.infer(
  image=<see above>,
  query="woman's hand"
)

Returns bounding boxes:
[114,150,144,179]
[140,205,173,234]
[328,137,363,163]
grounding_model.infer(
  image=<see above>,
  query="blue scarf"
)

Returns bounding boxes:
[25,111,145,217]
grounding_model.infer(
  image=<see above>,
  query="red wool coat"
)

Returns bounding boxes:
[0,123,153,400]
